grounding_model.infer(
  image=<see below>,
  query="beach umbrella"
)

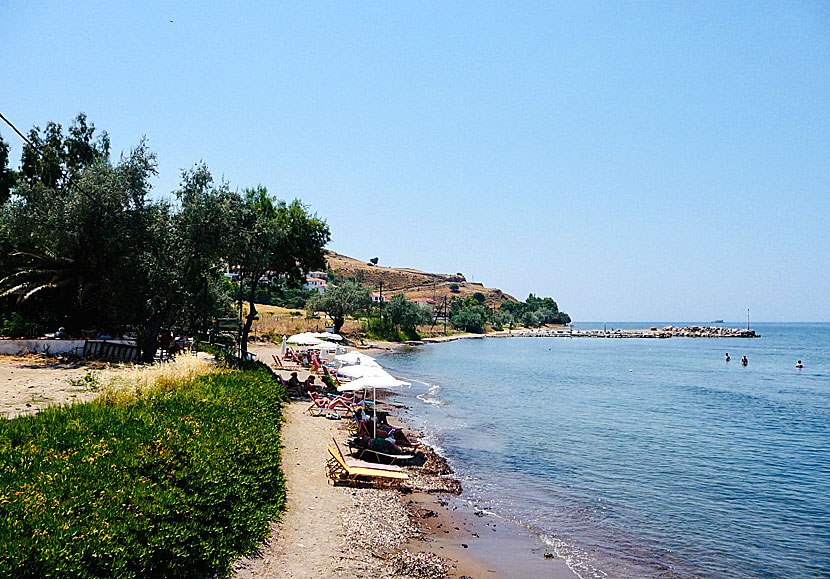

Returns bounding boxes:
[337,371,410,437]
[336,364,389,379]
[314,340,341,351]
[314,332,343,341]
[286,333,325,346]
[280,335,287,356]
[334,351,379,366]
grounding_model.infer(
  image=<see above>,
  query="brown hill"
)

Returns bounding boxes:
[324,251,516,308]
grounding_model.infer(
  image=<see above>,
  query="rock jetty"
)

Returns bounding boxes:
[504,326,759,339]
[660,325,758,338]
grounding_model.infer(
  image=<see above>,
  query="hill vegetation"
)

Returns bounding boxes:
[324,251,516,308]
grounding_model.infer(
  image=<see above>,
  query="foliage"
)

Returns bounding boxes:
[0,364,288,578]
[0,134,169,348]
[18,113,110,190]
[0,312,39,338]
[306,279,371,334]
[368,294,432,341]
[173,164,240,337]
[449,296,488,333]
[448,283,460,293]
[0,135,16,205]
[254,282,314,310]
[231,187,330,359]
[0,115,329,362]
[500,293,571,327]
[471,291,486,304]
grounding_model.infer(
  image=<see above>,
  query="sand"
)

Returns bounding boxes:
[0,355,102,419]
[240,343,578,578]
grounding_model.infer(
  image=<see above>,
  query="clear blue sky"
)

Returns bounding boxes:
[3,2,829,321]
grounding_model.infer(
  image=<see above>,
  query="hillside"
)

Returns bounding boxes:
[324,251,517,308]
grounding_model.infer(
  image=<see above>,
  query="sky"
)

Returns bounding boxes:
[2,1,829,322]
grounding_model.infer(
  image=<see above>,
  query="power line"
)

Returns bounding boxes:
[0,110,96,201]
[0,111,37,149]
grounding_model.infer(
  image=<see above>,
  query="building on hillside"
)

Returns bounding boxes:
[303,273,328,293]
[371,292,385,303]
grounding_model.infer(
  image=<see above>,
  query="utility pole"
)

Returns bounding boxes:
[747,308,750,331]
[379,280,384,325]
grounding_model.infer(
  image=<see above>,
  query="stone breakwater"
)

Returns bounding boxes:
[505,326,759,339]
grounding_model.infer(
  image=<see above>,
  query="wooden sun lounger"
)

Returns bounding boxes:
[331,437,405,472]
[325,443,408,489]
[272,354,301,371]
[345,438,414,464]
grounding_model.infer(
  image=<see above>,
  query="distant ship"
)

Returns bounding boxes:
[711,319,724,323]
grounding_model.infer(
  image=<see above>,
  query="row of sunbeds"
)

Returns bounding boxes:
[271,358,417,489]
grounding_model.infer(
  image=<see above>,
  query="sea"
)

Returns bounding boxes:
[374,322,830,578]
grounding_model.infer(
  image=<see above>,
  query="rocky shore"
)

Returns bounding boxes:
[503,325,759,339]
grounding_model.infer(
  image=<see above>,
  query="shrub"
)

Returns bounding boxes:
[0,312,39,338]
[0,364,288,578]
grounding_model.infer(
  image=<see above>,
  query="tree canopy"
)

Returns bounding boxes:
[0,114,330,360]
[306,280,371,334]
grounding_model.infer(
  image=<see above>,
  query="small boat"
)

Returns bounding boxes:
[711,319,724,323]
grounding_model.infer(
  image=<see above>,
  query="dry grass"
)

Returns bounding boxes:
[97,354,216,405]
[249,304,365,342]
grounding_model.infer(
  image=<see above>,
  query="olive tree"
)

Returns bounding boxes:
[306,280,371,334]
[231,187,329,359]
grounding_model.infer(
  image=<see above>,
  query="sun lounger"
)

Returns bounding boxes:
[325,443,408,489]
[272,354,301,371]
[345,437,414,464]
[307,392,357,416]
[330,437,406,471]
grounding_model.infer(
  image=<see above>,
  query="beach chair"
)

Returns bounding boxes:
[325,442,408,489]
[307,392,356,417]
[272,354,301,371]
[345,437,414,464]
[331,437,406,471]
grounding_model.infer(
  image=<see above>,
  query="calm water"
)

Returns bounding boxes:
[376,323,830,578]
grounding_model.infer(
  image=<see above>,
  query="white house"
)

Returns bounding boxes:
[303,272,328,293]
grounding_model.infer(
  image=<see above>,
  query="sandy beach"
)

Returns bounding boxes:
[241,343,577,578]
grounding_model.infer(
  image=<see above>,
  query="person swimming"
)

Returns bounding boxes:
[741,355,748,366]
[796,360,803,369]
[725,353,730,362]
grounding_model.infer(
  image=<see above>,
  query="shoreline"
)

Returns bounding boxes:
[248,343,577,577]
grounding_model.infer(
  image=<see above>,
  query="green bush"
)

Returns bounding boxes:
[0,312,39,338]
[0,365,288,578]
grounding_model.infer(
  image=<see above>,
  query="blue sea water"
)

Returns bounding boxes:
[375,323,830,578]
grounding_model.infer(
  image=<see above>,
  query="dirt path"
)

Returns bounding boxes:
[232,401,361,578]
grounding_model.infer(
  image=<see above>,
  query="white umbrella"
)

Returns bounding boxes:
[280,335,287,356]
[314,332,343,341]
[337,371,410,437]
[313,340,341,351]
[337,364,389,379]
[286,333,325,346]
[334,351,379,366]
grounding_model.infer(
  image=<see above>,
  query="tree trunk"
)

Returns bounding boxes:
[136,320,162,362]
[240,279,259,360]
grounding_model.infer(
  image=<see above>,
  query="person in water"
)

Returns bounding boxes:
[741,355,748,366]
[725,353,730,362]
[796,360,803,369]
